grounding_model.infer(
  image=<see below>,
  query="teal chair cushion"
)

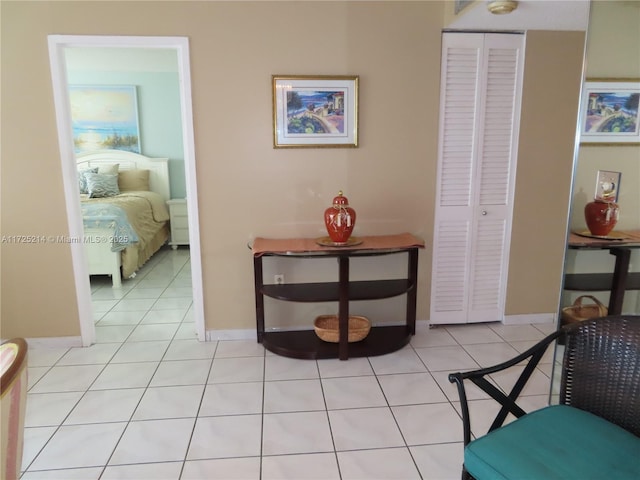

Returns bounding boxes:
[465,404,640,480]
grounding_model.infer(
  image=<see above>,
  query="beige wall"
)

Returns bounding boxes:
[1,1,584,339]
[507,30,586,314]
[2,1,81,338]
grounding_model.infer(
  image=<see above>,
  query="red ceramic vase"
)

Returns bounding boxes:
[585,200,619,237]
[324,191,356,244]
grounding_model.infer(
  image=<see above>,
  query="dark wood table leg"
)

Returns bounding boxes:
[338,256,350,360]
[254,255,265,343]
[406,248,418,335]
[608,247,631,315]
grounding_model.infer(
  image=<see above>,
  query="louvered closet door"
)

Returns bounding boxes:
[430,33,524,324]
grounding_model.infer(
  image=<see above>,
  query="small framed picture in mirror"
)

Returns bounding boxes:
[595,170,621,202]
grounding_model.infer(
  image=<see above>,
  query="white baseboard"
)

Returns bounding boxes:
[24,336,83,349]
[21,315,557,348]
[205,320,434,342]
[422,314,557,328]
[200,315,557,342]
[416,319,430,331]
[205,329,256,341]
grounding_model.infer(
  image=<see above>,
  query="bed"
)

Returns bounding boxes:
[76,150,171,287]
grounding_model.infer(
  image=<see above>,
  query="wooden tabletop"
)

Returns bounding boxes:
[568,230,640,248]
[252,232,424,256]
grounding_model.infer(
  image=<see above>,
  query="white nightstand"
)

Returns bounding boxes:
[167,199,190,249]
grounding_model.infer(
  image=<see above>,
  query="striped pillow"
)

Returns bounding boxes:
[85,173,120,198]
[78,168,98,194]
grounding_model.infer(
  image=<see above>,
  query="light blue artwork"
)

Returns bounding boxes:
[69,85,141,153]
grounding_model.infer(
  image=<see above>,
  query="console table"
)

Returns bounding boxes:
[252,233,424,360]
[566,230,640,315]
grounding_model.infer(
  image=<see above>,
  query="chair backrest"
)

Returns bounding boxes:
[1,338,28,480]
[560,315,640,436]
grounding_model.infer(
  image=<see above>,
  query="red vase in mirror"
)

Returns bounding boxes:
[585,200,619,236]
[324,191,356,244]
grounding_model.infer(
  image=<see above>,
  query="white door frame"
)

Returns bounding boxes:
[48,35,205,345]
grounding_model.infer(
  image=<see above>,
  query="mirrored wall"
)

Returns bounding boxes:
[552,1,640,401]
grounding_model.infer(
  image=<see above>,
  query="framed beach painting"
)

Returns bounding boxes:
[579,79,640,145]
[69,85,141,153]
[272,75,359,148]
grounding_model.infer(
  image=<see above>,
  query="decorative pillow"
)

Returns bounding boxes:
[118,169,150,192]
[85,173,120,198]
[98,164,119,175]
[78,167,98,194]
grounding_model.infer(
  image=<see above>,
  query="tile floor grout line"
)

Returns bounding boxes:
[179,337,221,476]
[314,358,343,479]
[258,345,268,480]
[89,251,191,474]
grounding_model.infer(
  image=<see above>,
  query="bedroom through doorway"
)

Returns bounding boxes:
[48,35,205,346]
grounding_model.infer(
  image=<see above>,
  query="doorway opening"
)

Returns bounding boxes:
[48,35,205,345]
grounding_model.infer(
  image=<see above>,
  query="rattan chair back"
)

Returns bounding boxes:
[560,315,640,436]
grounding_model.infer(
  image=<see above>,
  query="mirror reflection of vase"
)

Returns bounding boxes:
[585,200,619,236]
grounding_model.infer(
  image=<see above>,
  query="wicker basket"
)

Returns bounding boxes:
[561,295,608,325]
[314,315,371,343]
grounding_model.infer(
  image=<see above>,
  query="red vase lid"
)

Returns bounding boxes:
[332,191,349,206]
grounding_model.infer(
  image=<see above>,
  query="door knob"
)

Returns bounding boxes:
[481,210,488,216]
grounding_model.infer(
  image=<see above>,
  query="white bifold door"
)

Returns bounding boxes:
[430,32,525,325]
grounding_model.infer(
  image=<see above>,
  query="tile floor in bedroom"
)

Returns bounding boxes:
[21,246,559,480]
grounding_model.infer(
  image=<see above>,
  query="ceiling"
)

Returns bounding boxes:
[448,0,591,31]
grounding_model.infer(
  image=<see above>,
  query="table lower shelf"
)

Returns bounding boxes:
[259,325,413,360]
[564,272,640,291]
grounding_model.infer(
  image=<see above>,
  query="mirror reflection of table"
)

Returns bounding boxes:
[566,230,640,315]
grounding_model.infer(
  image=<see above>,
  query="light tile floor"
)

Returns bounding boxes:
[22,247,559,479]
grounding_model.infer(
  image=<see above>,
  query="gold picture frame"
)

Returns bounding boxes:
[272,75,359,148]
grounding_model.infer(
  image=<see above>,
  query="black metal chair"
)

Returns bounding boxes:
[448,315,640,480]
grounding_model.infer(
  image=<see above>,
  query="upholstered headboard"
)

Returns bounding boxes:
[76,150,170,202]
